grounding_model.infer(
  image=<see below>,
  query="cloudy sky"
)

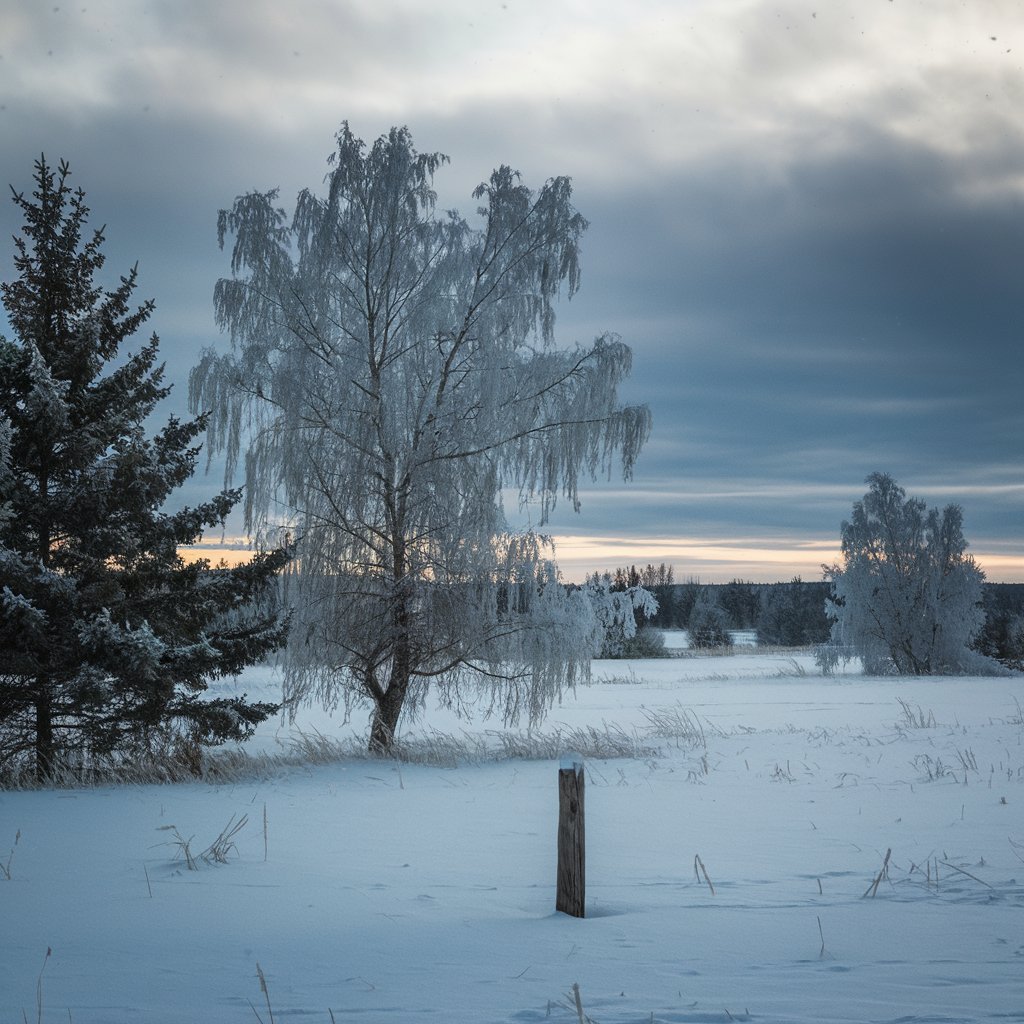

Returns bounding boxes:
[2,0,1022,581]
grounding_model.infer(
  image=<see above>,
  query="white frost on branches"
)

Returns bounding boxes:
[189,124,651,748]
[821,473,990,676]
[581,577,658,657]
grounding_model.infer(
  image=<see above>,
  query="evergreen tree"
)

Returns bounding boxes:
[674,577,703,629]
[640,562,676,628]
[0,157,288,778]
[688,589,731,649]
[718,579,759,630]
[757,578,830,647]
[972,583,1024,671]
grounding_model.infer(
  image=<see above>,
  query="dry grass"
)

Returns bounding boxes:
[775,657,809,678]
[637,704,709,746]
[31,946,50,1024]
[1,829,19,880]
[1,703,715,790]
[156,814,248,869]
[1009,696,1024,727]
[251,962,276,1024]
[670,643,816,660]
[863,847,892,898]
[694,853,716,895]
[896,697,937,730]
[911,753,956,782]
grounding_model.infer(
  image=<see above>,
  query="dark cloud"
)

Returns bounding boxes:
[1,0,1021,579]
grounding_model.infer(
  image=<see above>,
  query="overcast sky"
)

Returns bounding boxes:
[2,0,1022,581]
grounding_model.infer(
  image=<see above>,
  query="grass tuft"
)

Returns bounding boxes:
[1,829,19,880]
[156,814,248,869]
[896,698,936,730]
[250,962,276,1024]
[202,814,248,864]
[911,753,956,782]
[863,847,892,898]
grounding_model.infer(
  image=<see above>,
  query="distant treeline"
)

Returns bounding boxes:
[590,565,832,645]
[976,583,1024,670]
[595,565,1024,663]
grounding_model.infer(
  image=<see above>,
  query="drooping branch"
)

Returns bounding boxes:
[189,124,650,749]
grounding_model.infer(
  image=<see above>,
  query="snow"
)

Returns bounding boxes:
[2,650,1023,1023]
[661,628,758,649]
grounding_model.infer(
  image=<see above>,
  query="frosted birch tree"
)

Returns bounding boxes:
[822,473,987,675]
[190,124,651,751]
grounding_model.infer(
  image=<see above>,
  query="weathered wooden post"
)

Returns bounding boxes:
[556,754,585,918]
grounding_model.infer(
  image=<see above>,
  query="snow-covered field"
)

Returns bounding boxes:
[3,650,1023,1024]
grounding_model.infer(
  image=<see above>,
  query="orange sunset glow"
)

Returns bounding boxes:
[181,535,1024,584]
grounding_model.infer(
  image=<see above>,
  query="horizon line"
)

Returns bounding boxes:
[180,533,1024,585]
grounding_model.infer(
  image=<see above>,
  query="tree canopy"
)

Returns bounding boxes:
[190,124,651,750]
[821,472,988,675]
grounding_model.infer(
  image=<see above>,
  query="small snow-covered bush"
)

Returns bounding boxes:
[616,625,669,659]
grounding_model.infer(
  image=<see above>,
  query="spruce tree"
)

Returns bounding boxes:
[0,157,288,779]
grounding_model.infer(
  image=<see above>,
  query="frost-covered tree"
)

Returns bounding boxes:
[0,157,289,778]
[821,473,986,675]
[189,124,651,751]
[604,562,675,628]
[583,574,660,658]
[688,590,731,649]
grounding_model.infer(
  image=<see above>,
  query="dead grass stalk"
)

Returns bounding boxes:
[694,853,716,895]
[863,847,892,898]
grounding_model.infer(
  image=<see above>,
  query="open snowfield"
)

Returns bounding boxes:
[3,647,1023,1024]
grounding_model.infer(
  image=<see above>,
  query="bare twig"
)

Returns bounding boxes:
[939,860,993,889]
[1,829,20,880]
[253,962,275,1024]
[694,854,716,895]
[863,847,891,898]
[572,982,585,1024]
[36,947,51,1024]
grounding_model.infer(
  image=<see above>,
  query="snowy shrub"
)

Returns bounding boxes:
[822,473,993,676]
[617,625,669,659]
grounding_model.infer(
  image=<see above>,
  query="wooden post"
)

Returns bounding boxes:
[556,754,585,918]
